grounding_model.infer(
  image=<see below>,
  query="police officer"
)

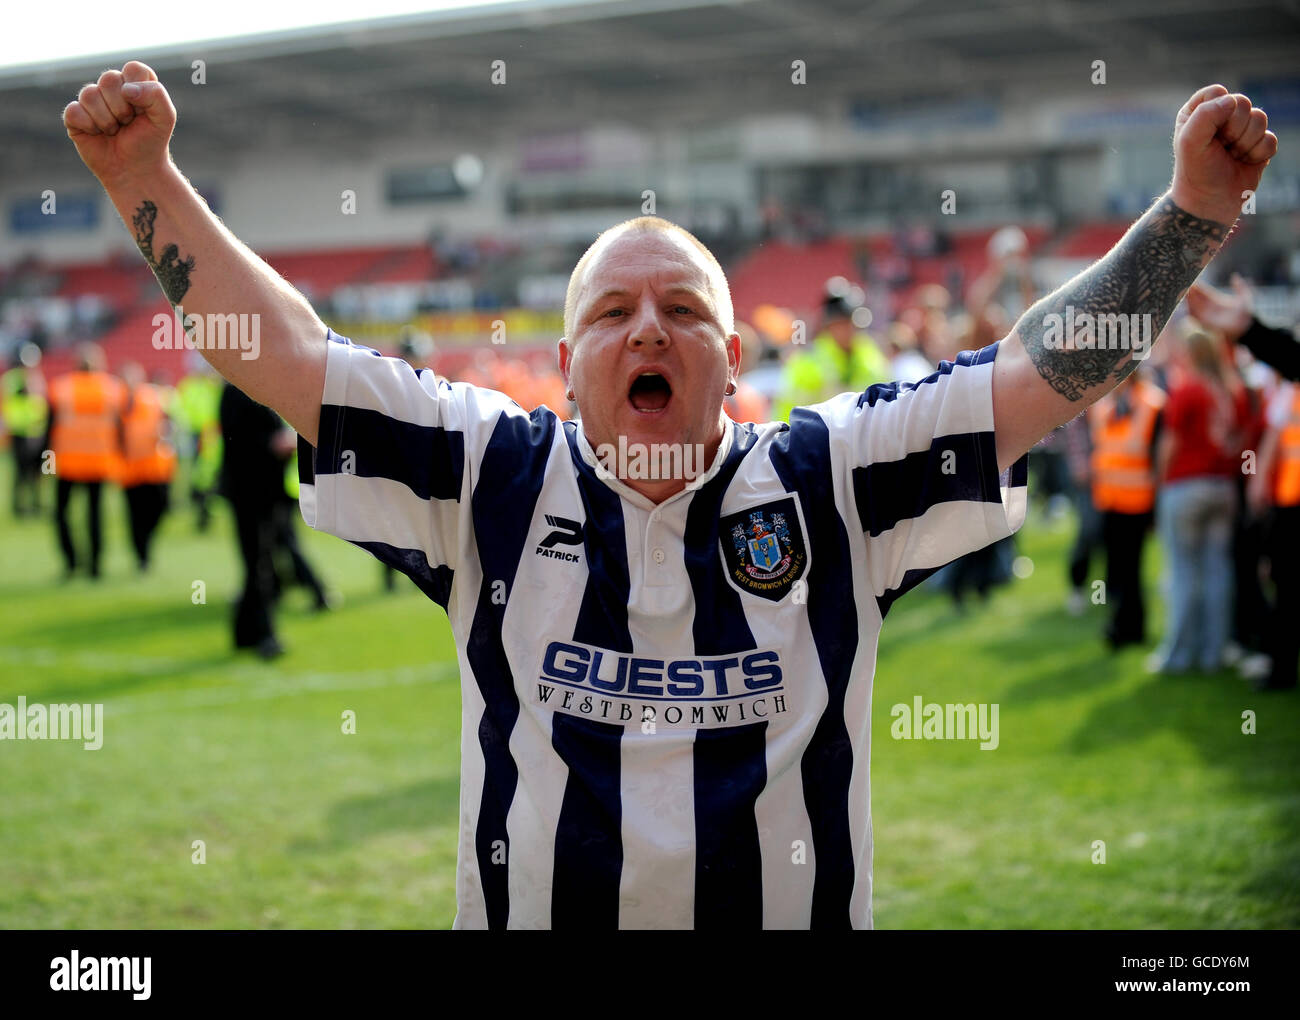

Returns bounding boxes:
[2,342,49,517]
[773,282,890,421]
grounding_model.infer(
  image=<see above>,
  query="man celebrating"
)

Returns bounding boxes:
[64,62,1274,928]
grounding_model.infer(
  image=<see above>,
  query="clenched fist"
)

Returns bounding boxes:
[63,61,176,189]
[1171,84,1277,226]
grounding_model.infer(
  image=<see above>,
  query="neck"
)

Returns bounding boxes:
[589,416,729,505]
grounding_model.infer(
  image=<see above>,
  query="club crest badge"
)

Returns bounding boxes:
[719,496,809,602]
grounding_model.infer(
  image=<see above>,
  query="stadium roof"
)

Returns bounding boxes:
[5,0,1299,176]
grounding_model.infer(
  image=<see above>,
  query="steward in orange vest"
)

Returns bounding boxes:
[46,345,125,579]
[120,380,177,487]
[1273,385,1300,508]
[120,365,177,570]
[1089,377,1167,515]
[1086,374,1166,648]
[48,368,125,484]
[1256,384,1300,690]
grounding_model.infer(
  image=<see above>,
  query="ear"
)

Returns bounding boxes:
[558,336,573,390]
[726,331,742,382]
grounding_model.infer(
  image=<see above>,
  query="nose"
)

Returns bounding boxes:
[626,300,669,349]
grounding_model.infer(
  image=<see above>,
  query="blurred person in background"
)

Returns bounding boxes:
[532,360,571,420]
[46,343,124,579]
[1149,327,1244,673]
[1062,412,1102,615]
[2,342,49,517]
[494,356,536,409]
[882,321,933,384]
[1217,329,1269,667]
[979,226,1037,320]
[220,381,294,659]
[774,281,889,420]
[1087,369,1165,648]
[1189,274,1300,686]
[961,231,1037,353]
[118,362,177,571]
[173,357,222,531]
[270,416,333,612]
[738,306,792,403]
[1249,374,1300,690]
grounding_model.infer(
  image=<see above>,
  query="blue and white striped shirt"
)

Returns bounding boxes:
[299,329,1028,929]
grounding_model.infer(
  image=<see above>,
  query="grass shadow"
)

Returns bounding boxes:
[289,775,460,853]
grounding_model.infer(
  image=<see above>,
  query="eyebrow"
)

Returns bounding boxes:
[587,284,713,307]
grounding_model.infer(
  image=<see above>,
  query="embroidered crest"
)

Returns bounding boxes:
[719,496,808,601]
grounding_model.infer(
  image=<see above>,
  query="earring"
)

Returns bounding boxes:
[725,382,737,396]
[566,390,575,401]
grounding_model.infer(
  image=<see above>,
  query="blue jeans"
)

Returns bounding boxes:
[1154,477,1237,671]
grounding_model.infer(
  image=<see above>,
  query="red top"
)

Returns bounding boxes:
[1163,375,1242,482]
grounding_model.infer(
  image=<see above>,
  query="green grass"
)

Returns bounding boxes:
[1,467,1296,929]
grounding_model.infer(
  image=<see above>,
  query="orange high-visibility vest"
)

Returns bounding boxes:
[120,383,177,487]
[1274,387,1300,507]
[1089,380,1166,514]
[48,371,126,482]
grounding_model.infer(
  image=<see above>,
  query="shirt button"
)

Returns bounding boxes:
[652,547,666,564]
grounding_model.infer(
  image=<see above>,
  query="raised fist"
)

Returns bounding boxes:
[1171,85,1277,226]
[63,61,176,188]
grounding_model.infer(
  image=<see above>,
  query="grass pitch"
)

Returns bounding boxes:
[1,467,1296,928]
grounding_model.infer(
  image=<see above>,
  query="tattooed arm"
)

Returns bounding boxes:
[64,62,326,445]
[992,85,1276,472]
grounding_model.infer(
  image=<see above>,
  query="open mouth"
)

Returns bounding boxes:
[628,371,672,413]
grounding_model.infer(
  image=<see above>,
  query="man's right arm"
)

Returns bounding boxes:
[63,61,326,445]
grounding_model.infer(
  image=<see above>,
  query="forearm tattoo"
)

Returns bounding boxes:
[1017,195,1230,400]
[132,200,195,306]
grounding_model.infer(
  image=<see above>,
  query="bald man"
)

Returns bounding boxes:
[66,63,1274,928]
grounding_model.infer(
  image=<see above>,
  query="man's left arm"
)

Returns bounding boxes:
[993,85,1277,472]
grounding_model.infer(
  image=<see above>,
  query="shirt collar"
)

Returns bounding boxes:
[573,418,735,511]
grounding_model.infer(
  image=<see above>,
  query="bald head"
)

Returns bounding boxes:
[563,217,734,342]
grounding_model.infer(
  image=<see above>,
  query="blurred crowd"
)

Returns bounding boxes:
[1055,276,1300,693]
[2,342,329,660]
[3,239,1297,687]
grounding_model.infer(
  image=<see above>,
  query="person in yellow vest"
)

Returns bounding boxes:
[1249,381,1300,690]
[173,362,223,532]
[119,363,177,570]
[2,342,49,517]
[773,288,890,421]
[46,343,126,579]
[1087,369,1166,648]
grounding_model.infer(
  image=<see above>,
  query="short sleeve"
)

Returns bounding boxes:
[822,341,1028,606]
[297,329,516,607]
